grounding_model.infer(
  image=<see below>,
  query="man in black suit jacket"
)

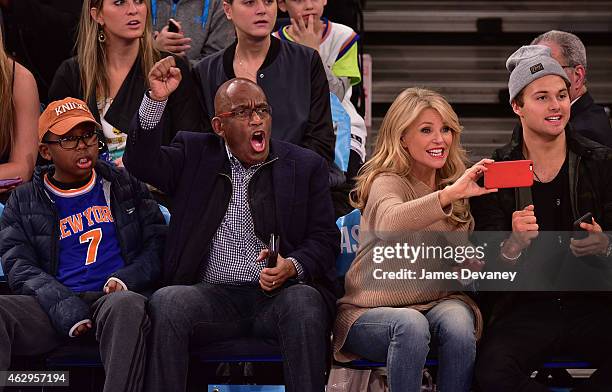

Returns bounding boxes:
[124,57,340,392]
[532,30,612,147]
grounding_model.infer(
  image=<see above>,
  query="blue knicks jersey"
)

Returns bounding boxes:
[44,171,125,292]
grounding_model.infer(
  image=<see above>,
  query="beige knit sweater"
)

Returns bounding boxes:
[333,172,483,362]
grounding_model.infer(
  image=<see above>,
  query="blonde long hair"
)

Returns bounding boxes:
[76,0,159,101]
[0,25,15,158]
[351,87,471,225]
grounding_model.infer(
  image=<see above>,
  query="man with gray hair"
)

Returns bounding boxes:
[532,30,612,147]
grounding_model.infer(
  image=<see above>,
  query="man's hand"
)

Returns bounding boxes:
[154,21,192,57]
[72,321,92,337]
[570,217,609,257]
[459,257,485,273]
[147,56,182,102]
[257,249,297,292]
[502,204,539,258]
[290,15,321,51]
[452,257,484,277]
[104,280,125,294]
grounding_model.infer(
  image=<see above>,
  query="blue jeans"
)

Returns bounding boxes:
[343,299,476,392]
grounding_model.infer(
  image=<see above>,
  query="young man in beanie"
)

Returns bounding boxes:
[0,98,166,392]
[471,46,612,391]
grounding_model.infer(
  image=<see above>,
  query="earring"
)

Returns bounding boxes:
[98,29,106,43]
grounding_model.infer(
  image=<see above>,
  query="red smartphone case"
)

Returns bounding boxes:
[484,160,533,189]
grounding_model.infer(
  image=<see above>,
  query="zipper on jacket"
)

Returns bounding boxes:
[215,157,278,245]
[246,157,279,243]
[249,157,278,184]
[42,188,61,276]
[219,172,233,221]
[108,183,129,265]
[572,155,581,219]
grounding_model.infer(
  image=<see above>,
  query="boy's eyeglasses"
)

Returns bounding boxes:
[216,105,272,121]
[43,131,99,150]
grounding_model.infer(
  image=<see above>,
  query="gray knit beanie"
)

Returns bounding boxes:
[506,45,570,104]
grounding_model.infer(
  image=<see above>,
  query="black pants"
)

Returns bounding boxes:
[145,283,330,392]
[0,291,150,392]
[475,295,612,392]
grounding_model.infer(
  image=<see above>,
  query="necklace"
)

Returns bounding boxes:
[235,53,257,80]
[533,167,543,182]
[532,158,566,183]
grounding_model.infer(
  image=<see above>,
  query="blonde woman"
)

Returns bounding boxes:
[333,88,497,391]
[49,0,202,166]
[0,25,39,200]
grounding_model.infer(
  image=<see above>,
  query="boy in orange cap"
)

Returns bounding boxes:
[0,98,166,392]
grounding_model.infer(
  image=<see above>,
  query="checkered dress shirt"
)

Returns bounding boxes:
[200,146,269,284]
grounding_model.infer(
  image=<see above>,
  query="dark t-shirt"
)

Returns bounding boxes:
[531,156,572,232]
[525,156,574,292]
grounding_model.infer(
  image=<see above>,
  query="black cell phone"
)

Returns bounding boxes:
[266,234,279,268]
[168,19,180,33]
[573,212,593,239]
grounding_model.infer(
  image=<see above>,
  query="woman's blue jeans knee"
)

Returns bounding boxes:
[343,299,476,392]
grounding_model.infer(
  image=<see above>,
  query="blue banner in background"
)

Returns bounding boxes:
[335,209,361,277]
[330,94,351,172]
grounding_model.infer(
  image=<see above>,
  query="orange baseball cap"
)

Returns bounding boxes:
[38,98,101,142]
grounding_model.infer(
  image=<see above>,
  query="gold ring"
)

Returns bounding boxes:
[272,281,276,286]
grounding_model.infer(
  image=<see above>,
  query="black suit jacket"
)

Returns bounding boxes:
[570,91,612,148]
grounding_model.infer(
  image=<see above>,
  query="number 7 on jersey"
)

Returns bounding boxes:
[79,228,102,265]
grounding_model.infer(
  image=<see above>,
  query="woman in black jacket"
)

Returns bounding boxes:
[193,0,335,165]
[49,0,203,166]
